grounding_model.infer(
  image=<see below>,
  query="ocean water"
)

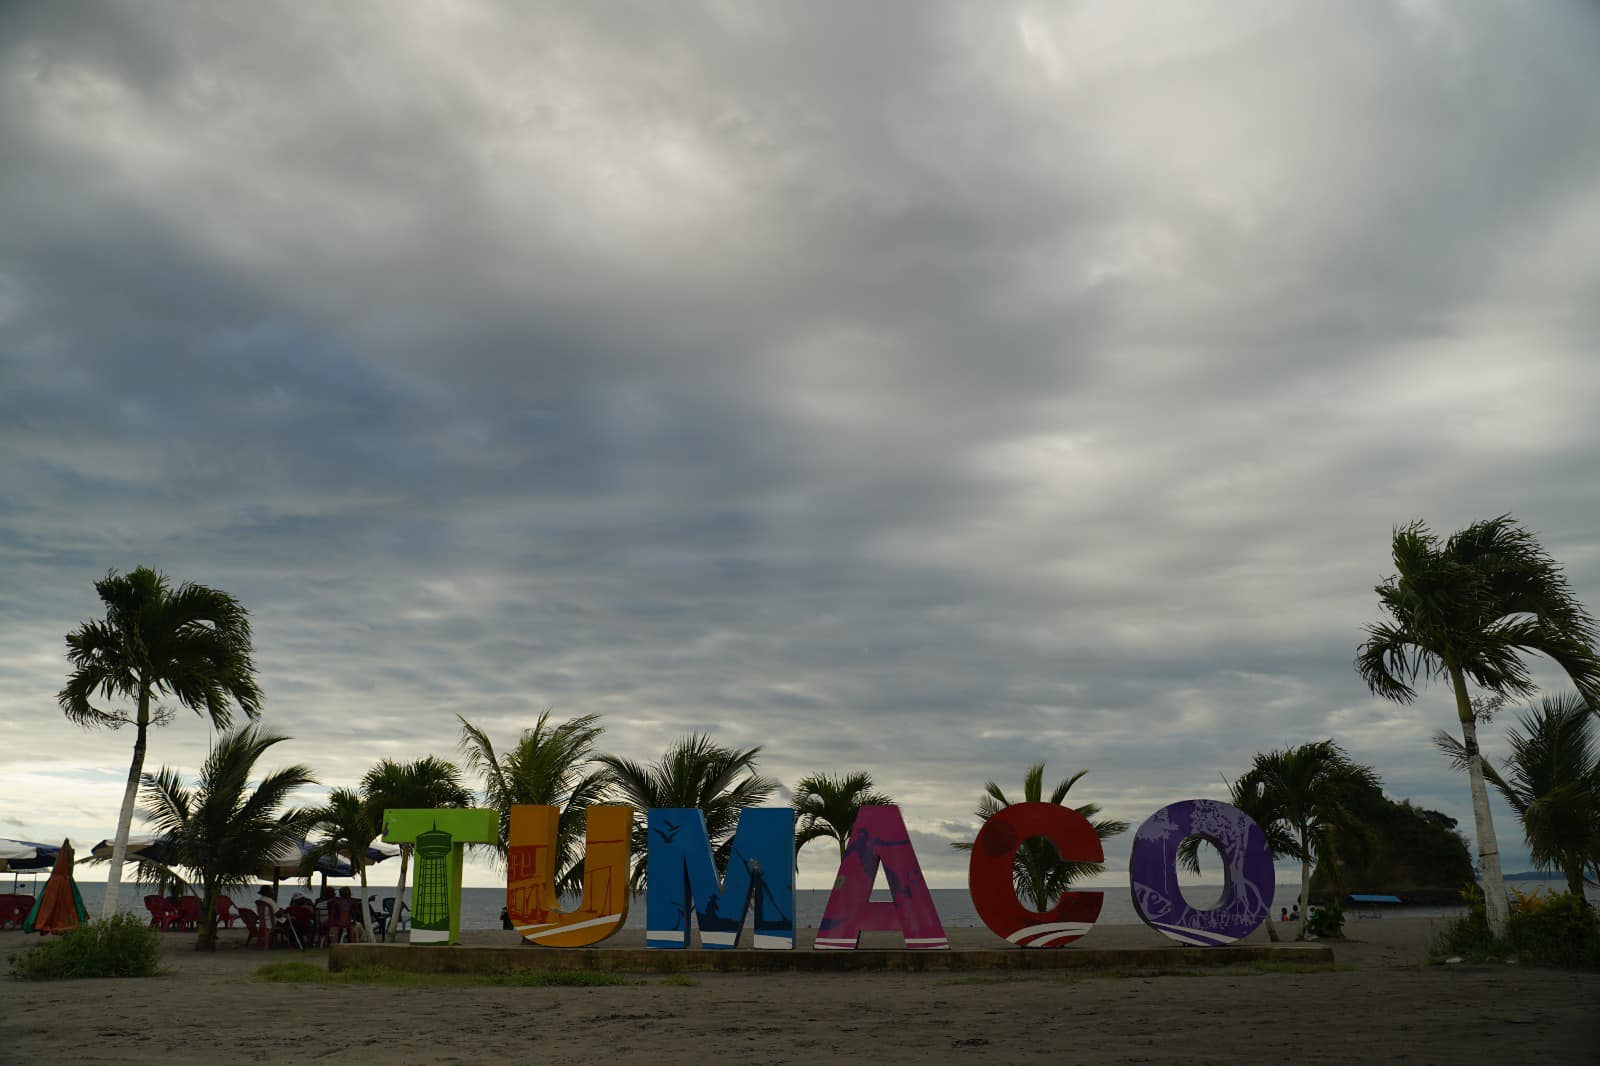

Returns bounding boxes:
[42,879,1594,932]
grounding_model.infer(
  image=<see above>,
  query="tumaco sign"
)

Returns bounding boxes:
[382,798,1274,949]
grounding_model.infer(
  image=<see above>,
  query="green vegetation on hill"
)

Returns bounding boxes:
[1313,786,1474,904]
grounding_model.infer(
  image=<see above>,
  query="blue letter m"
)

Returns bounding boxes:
[645,807,795,949]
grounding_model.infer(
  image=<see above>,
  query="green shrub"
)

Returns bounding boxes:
[1430,883,1505,962]
[1431,884,1600,969]
[1506,890,1600,971]
[9,915,163,981]
[1305,899,1345,939]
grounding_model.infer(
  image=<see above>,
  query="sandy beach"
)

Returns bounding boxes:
[4,919,1596,1065]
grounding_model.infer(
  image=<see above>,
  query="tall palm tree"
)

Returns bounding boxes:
[457,711,613,894]
[1437,693,1600,897]
[58,567,264,918]
[138,726,315,950]
[599,734,778,892]
[360,756,471,941]
[792,771,894,861]
[1183,741,1378,940]
[305,787,384,931]
[951,764,1129,912]
[1356,516,1600,936]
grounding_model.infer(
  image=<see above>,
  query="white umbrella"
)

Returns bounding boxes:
[0,838,61,872]
[260,840,400,886]
[89,835,181,866]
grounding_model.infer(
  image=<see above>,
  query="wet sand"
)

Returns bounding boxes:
[4,919,1596,1064]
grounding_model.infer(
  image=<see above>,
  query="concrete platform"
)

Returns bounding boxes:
[329,942,1334,974]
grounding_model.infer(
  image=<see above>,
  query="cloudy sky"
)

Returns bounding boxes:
[3,1,1598,891]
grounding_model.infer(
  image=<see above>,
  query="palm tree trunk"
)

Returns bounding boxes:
[1298,853,1312,940]
[1450,665,1510,938]
[197,879,219,952]
[1563,861,1583,898]
[358,863,372,939]
[388,846,410,942]
[101,685,151,920]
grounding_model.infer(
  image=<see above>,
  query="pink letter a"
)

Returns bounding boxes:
[815,805,947,949]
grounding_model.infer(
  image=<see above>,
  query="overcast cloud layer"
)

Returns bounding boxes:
[3,1,1599,888]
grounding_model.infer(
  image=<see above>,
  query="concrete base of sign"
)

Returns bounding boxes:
[329,942,1333,974]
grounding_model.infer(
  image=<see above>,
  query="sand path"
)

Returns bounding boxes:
[4,920,1596,1064]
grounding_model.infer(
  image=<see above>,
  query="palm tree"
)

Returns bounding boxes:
[58,567,264,918]
[305,787,384,931]
[457,711,612,894]
[599,734,778,892]
[792,771,894,861]
[1356,516,1600,936]
[138,726,315,950]
[951,764,1129,912]
[1183,741,1378,940]
[360,756,471,941]
[1437,693,1600,897]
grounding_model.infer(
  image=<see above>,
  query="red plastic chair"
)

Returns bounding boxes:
[238,905,261,946]
[287,904,316,948]
[0,895,25,929]
[327,897,355,945]
[313,896,333,947]
[144,895,177,930]
[214,896,238,929]
[254,901,284,949]
[175,896,202,931]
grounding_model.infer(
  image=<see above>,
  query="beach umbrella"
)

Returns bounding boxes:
[23,839,88,934]
[0,838,61,872]
[88,834,181,867]
[260,841,399,890]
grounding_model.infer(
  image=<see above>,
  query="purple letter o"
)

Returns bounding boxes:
[1128,799,1274,946]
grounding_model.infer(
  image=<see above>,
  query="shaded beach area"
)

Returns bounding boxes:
[6,920,1597,1065]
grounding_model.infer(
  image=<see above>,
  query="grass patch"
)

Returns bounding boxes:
[658,974,699,987]
[255,962,641,987]
[936,963,1349,987]
[9,915,164,981]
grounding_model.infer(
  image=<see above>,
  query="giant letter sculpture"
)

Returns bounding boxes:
[645,807,796,949]
[383,808,498,945]
[1128,799,1274,946]
[816,805,947,950]
[968,801,1104,947]
[507,804,633,947]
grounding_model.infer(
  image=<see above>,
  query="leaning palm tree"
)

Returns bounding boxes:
[951,764,1129,912]
[599,734,778,892]
[360,756,472,941]
[457,711,613,894]
[58,567,264,918]
[305,787,384,931]
[792,771,894,861]
[1437,693,1600,897]
[138,726,315,950]
[1183,741,1378,940]
[1356,516,1600,936]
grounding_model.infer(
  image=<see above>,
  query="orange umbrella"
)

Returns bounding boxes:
[24,839,89,935]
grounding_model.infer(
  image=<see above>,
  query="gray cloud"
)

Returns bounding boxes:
[3,1,1598,887]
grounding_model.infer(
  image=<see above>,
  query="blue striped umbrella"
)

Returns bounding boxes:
[0,838,61,872]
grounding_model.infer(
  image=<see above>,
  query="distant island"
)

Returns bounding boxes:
[1312,790,1475,905]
